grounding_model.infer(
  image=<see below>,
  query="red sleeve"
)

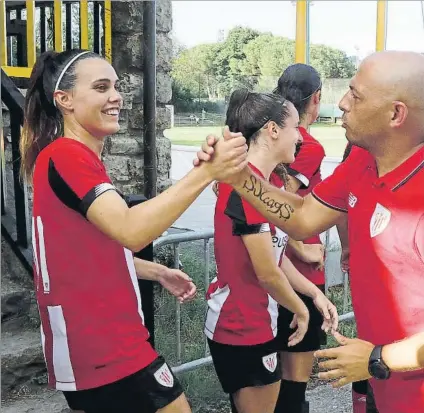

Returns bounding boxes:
[48,141,114,216]
[312,145,371,212]
[312,155,355,213]
[287,140,325,189]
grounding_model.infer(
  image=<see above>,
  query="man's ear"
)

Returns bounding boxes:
[54,90,73,112]
[390,101,408,128]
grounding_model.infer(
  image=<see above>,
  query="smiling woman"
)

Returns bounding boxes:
[18,49,249,413]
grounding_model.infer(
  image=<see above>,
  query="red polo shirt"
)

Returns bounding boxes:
[313,145,424,413]
[286,126,326,285]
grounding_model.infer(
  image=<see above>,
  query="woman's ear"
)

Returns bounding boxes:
[313,90,321,104]
[54,90,74,112]
[268,121,279,140]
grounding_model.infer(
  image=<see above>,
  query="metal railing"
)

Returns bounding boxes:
[1,0,112,78]
[1,68,32,274]
[154,230,214,374]
[153,228,355,375]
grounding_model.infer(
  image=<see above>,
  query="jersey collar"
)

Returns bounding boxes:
[368,145,424,192]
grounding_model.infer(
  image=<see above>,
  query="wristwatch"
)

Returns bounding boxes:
[368,345,391,380]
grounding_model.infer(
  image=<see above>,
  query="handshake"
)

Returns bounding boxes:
[191,126,249,185]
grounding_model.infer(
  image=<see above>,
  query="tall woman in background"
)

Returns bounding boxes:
[272,64,328,413]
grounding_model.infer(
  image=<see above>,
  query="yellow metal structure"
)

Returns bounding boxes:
[104,0,112,63]
[54,0,63,52]
[1,0,112,77]
[25,0,35,67]
[80,0,89,49]
[295,1,308,63]
[0,0,6,66]
[0,0,394,79]
[376,0,388,51]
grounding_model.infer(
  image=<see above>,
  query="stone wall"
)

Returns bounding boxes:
[105,0,173,195]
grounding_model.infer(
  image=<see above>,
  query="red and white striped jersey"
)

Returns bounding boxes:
[205,164,289,346]
[32,138,157,391]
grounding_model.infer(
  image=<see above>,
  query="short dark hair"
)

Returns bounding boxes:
[274,63,321,118]
[225,89,290,146]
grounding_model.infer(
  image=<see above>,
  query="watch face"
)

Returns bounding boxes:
[370,361,390,380]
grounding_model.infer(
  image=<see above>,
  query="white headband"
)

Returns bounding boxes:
[53,51,90,107]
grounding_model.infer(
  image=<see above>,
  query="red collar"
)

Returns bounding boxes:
[367,146,424,191]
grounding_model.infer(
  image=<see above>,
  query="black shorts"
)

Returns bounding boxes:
[273,284,327,352]
[208,338,281,394]
[63,356,183,413]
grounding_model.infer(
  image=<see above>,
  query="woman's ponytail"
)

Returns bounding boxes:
[20,51,62,182]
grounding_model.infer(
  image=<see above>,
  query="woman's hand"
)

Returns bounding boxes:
[313,290,339,333]
[288,310,310,347]
[340,247,350,273]
[159,268,197,304]
[302,244,325,270]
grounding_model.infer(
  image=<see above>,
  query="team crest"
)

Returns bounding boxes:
[370,203,391,238]
[154,363,174,388]
[262,352,277,373]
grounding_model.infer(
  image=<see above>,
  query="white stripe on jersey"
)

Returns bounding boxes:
[204,279,231,339]
[259,223,270,233]
[267,295,279,337]
[36,216,51,293]
[47,305,76,391]
[31,217,40,287]
[124,248,145,325]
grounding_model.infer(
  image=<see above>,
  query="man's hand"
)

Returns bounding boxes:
[193,126,243,167]
[312,291,339,333]
[314,332,374,388]
[159,268,197,304]
[199,126,248,184]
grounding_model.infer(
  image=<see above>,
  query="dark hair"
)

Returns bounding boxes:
[274,63,321,118]
[226,89,292,184]
[20,49,100,182]
[225,89,290,146]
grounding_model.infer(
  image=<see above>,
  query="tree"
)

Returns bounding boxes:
[170,26,357,111]
[310,44,356,78]
[214,26,260,94]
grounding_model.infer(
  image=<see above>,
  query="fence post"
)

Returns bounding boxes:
[174,243,182,364]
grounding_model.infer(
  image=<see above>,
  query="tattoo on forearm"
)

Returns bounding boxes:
[243,175,294,221]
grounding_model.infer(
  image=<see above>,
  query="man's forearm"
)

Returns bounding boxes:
[133,257,167,281]
[232,169,338,240]
[382,332,424,372]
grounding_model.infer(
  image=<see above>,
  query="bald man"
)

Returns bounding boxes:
[196,51,424,413]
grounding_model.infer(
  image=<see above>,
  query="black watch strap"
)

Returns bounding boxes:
[368,345,391,380]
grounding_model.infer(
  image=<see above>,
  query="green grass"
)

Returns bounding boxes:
[164,123,348,158]
[154,243,356,411]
